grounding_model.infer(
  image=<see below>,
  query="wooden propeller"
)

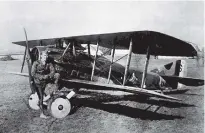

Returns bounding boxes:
[23,28,35,93]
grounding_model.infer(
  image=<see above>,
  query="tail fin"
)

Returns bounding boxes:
[151,60,187,89]
[157,60,187,77]
[175,60,187,88]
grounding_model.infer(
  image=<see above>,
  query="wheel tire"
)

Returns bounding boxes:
[28,92,40,110]
[48,95,71,119]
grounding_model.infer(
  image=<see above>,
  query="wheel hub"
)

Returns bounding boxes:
[58,105,63,110]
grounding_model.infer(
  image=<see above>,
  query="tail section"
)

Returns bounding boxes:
[151,60,187,89]
[174,60,187,77]
[175,60,187,88]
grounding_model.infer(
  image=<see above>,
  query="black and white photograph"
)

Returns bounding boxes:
[0,1,204,133]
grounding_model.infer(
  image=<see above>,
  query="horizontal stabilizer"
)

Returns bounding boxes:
[155,88,190,94]
[161,75,204,87]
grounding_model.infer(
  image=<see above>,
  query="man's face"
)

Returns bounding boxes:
[41,52,48,63]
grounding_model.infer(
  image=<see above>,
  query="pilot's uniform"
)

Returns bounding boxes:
[31,60,60,95]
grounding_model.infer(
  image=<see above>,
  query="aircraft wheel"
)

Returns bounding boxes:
[48,95,71,119]
[28,93,40,110]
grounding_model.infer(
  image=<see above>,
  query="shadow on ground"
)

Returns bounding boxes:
[69,90,194,120]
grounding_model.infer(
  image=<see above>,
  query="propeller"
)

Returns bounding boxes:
[20,45,27,73]
[20,28,32,72]
[24,28,31,60]
[23,28,35,93]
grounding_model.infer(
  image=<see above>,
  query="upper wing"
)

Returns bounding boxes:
[13,39,57,48]
[12,30,198,57]
[61,78,181,101]
[161,75,204,87]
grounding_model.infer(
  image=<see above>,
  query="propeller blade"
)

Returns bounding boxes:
[20,46,27,73]
[23,28,35,93]
[23,28,31,59]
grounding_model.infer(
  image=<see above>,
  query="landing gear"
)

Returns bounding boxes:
[28,93,40,110]
[28,92,47,110]
[47,95,71,119]
[28,89,76,119]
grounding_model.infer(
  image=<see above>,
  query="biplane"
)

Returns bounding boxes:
[9,29,204,119]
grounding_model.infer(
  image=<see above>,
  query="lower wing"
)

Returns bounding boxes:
[61,78,181,101]
[7,72,29,77]
[7,71,181,101]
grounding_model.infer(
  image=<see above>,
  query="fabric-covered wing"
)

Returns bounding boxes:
[13,38,57,48]
[7,71,181,101]
[7,72,29,77]
[61,78,181,101]
[13,30,197,57]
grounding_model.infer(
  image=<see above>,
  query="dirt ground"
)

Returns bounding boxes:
[0,57,204,133]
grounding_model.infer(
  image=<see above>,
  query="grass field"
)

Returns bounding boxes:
[0,55,204,133]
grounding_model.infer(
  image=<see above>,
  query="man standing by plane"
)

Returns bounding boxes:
[31,50,60,118]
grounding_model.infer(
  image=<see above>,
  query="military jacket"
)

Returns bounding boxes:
[31,60,55,84]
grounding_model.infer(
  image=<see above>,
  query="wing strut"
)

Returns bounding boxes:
[107,41,116,83]
[91,42,99,81]
[72,42,76,57]
[141,46,150,88]
[87,43,91,58]
[60,42,71,60]
[123,39,133,85]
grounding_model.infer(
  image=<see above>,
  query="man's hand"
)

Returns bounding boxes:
[38,75,49,80]
[43,75,50,80]
[39,76,44,80]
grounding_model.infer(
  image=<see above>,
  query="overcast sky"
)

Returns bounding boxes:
[0,1,204,54]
